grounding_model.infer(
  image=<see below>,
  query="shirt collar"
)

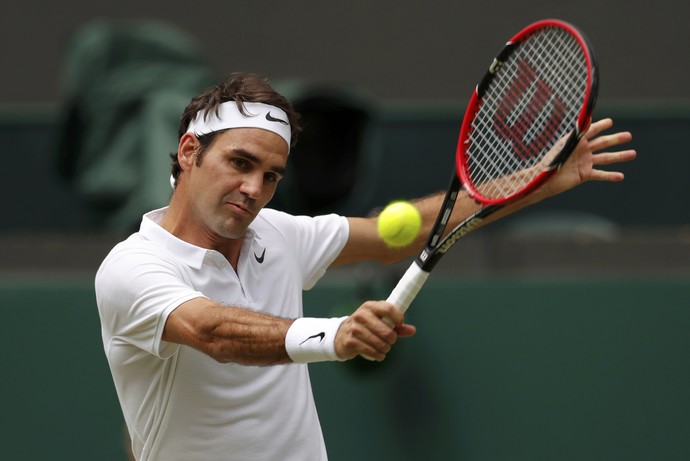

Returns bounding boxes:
[138,207,258,270]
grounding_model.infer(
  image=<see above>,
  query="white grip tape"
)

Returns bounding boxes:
[285,316,348,363]
[358,264,429,362]
[386,263,430,314]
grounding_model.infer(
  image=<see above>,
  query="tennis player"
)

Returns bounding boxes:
[95,72,635,461]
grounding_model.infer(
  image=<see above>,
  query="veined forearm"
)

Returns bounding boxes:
[164,298,293,366]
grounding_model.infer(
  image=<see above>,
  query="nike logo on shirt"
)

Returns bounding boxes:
[254,248,266,264]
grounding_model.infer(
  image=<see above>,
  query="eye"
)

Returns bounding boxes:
[264,172,281,184]
[230,157,251,171]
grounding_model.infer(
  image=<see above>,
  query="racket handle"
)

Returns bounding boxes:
[386,262,430,314]
[360,263,429,361]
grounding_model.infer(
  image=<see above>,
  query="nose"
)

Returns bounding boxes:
[239,172,263,199]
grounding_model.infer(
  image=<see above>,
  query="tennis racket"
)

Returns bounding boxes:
[387,19,598,313]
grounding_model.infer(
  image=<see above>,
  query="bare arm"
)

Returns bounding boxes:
[332,118,636,267]
[163,297,293,365]
[162,297,414,364]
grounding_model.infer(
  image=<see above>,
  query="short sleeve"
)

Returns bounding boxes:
[95,240,207,358]
[255,210,349,290]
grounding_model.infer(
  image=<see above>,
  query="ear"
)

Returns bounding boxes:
[178,133,200,172]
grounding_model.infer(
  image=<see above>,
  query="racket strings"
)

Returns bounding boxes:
[466,26,588,201]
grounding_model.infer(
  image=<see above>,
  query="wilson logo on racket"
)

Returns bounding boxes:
[437,217,483,254]
[388,20,597,317]
[493,59,566,160]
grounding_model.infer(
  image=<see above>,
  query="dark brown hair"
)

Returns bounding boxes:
[170,72,301,183]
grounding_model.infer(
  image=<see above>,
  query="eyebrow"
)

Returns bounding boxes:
[232,148,287,176]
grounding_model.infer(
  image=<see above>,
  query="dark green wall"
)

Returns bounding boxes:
[0,279,126,460]
[3,276,689,460]
[309,276,690,461]
[2,103,687,234]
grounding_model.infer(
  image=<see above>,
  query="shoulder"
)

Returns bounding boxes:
[99,233,169,267]
[254,208,348,234]
[253,208,294,230]
[251,209,349,251]
[95,233,182,289]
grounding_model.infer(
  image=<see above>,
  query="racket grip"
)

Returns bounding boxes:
[360,263,429,361]
[386,262,430,314]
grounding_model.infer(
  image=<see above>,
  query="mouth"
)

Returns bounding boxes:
[225,201,254,217]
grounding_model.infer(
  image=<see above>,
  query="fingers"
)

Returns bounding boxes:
[592,149,637,167]
[588,149,637,182]
[584,118,637,183]
[584,117,614,139]
[395,323,417,337]
[335,301,415,361]
[588,170,626,182]
[542,117,636,195]
[589,130,633,153]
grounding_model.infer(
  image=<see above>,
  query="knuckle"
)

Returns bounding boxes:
[343,337,358,350]
[350,310,366,322]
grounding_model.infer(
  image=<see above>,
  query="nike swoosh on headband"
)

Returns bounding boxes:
[186,101,291,150]
[265,112,288,125]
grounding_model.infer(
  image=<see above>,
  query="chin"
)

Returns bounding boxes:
[216,220,250,240]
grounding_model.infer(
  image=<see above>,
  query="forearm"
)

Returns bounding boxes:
[164,298,353,365]
[337,184,547,267]
[163,294,415,367]
[164,298,293,366]
[335,191,471,266]
[337,118,635,268]
[205,307,293,365]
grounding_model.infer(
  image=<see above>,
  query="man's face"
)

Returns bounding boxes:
[184,128,288,241]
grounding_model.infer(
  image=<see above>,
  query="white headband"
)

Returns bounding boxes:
[186,101,291,150]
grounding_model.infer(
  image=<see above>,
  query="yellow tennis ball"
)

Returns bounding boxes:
[377,201,422,247]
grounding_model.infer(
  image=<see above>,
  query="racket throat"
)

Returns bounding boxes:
[417,203,500,272]
[426,174,462,248]
[419,216,485,269]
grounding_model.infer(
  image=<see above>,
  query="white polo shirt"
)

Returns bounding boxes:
[95,207,349,461]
